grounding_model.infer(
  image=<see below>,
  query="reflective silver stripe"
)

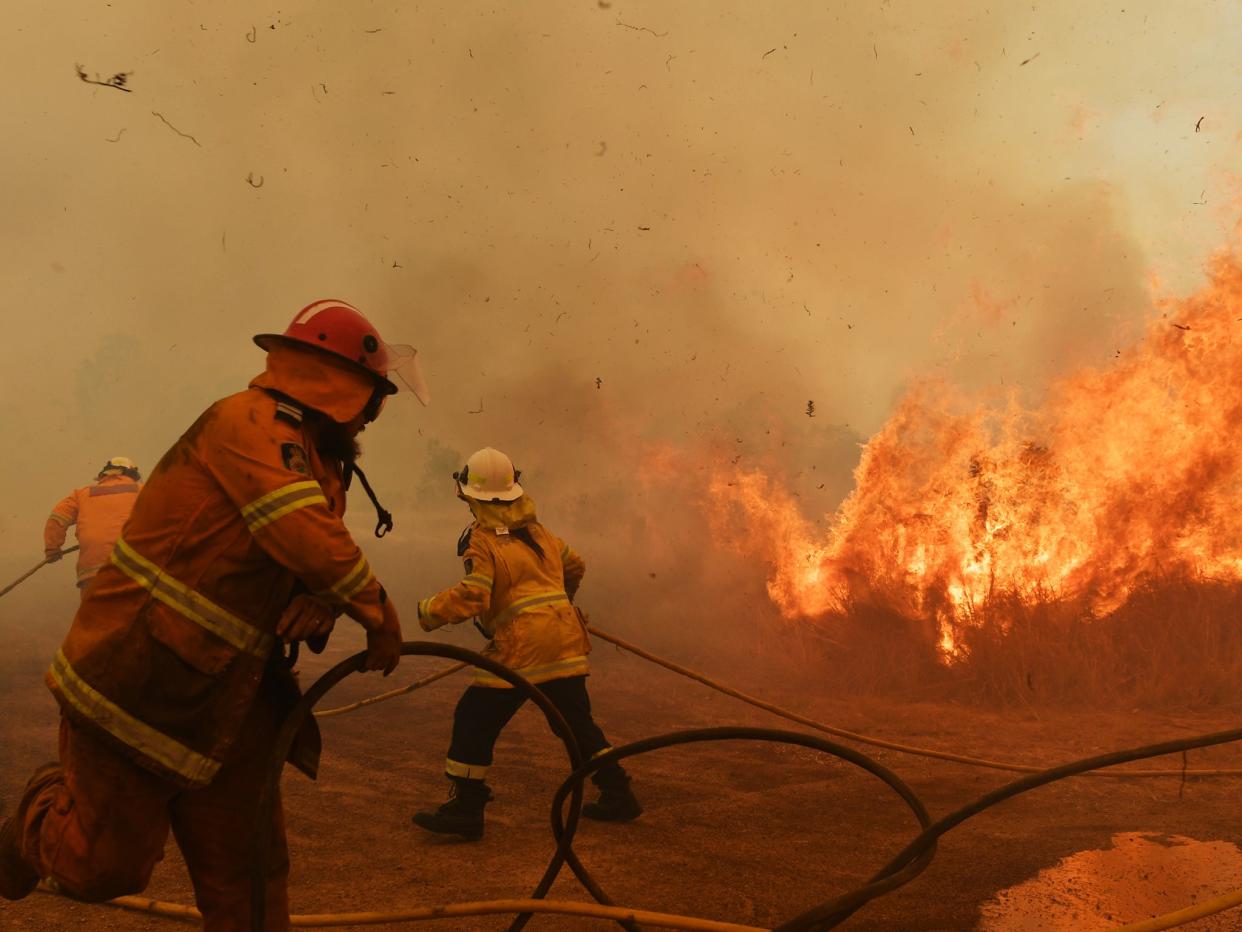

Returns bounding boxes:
[321,555,373,603]
[48,512,73,526]
[240,481,327,533]
[110,538,273,658]
[49,649,221,786]
[490,591,571,627]
[445,758,489,779]
[472,654,589,687]
[275,402,303,423]
[89,484,139,497]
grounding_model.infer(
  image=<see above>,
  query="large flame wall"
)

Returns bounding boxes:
[705,241,1242,663]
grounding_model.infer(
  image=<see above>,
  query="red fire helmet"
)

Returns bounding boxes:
[254,299,398,395]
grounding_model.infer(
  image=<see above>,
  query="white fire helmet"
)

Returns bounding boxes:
[454,447,524,502]
[98,456,140,480]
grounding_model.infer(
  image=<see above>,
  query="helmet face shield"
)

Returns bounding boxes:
[384,343,430,406]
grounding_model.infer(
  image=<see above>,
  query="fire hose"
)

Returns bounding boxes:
[35,637,1242,929]
[0,546,79,599]
[281,647,1242,932]
[310,625,1242,779]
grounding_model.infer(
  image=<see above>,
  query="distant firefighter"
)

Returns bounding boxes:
[43,456,142,594]
[412,447,642,841]
[0,300,427,930]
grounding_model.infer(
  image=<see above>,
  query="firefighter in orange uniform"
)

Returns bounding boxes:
[43,456,143,595]
[411,447,642,841]
[0,300,428,930]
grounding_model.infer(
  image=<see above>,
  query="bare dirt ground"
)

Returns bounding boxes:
[4,616,1242,931]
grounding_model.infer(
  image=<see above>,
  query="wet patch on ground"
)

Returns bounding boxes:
[979,831,1242,930]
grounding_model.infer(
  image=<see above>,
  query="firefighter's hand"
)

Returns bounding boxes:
[277,594,337,642]
[362,599,401,676]
[45,550,62,563]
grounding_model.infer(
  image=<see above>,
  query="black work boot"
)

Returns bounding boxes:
[0,763,58,901]
[582,768,643,822]
[411,777,491,841]
[0,811,38,901]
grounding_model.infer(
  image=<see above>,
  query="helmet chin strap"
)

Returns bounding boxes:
[344,462,393,538]
[362,384,386,423]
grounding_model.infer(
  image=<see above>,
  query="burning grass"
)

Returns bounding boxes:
[757,576,1242,708]
[651,235,1242,708]
[954,576,1242,707]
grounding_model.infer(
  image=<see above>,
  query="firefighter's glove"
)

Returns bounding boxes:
[363,597,402,676]
[277,593,337,643]
[45,550,62,563]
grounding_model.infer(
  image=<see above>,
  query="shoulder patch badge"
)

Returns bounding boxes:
[463,557,474,574]
[281,442,310,475]
[456,527,473,556]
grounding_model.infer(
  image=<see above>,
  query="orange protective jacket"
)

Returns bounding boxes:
[417,496,590,687]
[44,474,143,586]
[46,346,391,789]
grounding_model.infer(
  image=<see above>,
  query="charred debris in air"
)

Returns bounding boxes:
[151,111,201,147]
[76,64,203,150]
[75,64,132,92]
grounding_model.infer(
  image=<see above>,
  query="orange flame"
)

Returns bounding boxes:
[696,243,1242,659]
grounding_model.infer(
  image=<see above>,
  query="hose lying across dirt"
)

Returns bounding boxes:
[291,647,1242,931]
[314,624,1242,778]
[38,635,1242,930]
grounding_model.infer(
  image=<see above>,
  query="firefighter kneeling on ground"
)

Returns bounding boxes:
[0,299,429,931]
[412,447,642,841]
[43,456,143,596]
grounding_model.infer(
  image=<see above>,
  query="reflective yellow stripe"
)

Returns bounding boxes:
[48,512,74,526]
[462,573,493,591]
[490,591,571,627]
[445,758,489,779]
[110,538,273,658]
[240,481,327,533]
[49,649,221,786]
[321,555,373,603]
[472,654,589,687]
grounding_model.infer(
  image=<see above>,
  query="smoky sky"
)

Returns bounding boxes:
[2,1,1241,625]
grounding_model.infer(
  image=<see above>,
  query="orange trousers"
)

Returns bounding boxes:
[17,694,290,931]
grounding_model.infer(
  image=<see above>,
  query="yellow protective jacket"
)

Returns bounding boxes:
[418,496,589,687]
[44,474,143,586]
[46,345,391,789]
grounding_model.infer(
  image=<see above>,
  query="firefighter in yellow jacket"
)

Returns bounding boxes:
[412,447,641,840]
[0,300,428,930]
[43,456,143,594]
